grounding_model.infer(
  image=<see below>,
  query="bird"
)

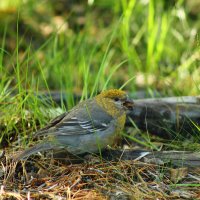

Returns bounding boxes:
[14,89,134,160]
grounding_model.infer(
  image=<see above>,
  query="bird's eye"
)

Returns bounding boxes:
[114,97,120,101]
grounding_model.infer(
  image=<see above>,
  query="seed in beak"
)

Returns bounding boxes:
[123,98,134,110]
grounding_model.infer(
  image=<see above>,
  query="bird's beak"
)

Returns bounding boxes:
[123,97,134,111]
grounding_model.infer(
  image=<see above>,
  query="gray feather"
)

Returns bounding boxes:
[15,99,117,160]
[14,142,58,161]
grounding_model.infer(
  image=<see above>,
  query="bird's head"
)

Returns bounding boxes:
[95,89,134,116]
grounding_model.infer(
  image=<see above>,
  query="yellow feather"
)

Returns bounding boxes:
[99,89,126,99]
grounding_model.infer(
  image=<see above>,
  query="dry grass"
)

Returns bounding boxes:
[1,152,200,200]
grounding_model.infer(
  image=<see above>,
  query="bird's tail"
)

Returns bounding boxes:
[14,142,57,161]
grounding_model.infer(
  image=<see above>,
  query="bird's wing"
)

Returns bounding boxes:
[54,117,109,135]
[36,100,113,136]
[35,112,68,136]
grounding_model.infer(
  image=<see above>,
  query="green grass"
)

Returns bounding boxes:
[170,183,200,187]
[0,1,200,198]
[0,0,199,148]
